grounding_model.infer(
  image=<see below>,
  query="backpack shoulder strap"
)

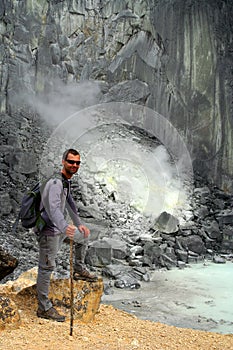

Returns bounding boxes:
[40,172,70,213]
[40,172,64,191]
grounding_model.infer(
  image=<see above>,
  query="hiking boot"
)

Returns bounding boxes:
[37,307,66,322]
[73,269,98,282]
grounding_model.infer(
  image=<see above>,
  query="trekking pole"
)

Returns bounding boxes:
[69,237,74,336]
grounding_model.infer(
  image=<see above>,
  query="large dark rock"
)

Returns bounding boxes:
[143,242,162,265]
[202,221,222,242]
[151,212,179,234]
[0,248,18,281]
[86,240,112,267]
[221,225,233,252]
[178,235,206,255]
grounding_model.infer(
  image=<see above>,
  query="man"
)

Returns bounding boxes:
[36,148,97,322]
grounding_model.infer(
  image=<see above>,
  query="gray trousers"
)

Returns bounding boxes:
[36,233,87,311]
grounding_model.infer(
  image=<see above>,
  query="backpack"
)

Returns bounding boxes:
[12,173,66,233]
[19,181,44,229]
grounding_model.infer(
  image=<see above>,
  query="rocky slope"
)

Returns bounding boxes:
[0,112,232,289]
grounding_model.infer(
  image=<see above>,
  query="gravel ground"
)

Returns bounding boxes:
[0,292,233,350]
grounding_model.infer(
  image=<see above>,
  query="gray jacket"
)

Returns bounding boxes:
[40,175,81,236]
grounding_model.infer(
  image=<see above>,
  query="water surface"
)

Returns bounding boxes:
[102,262,233,334]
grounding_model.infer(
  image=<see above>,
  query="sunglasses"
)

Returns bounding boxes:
[66,159,81,165]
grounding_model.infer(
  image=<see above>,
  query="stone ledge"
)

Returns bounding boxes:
[49,278,104,322]
[0,267,104,328]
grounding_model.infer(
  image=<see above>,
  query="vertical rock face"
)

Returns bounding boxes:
[149,0,233,191]
[0,0,232,189]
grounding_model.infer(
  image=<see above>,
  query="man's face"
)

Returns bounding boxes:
[62,153,81,176]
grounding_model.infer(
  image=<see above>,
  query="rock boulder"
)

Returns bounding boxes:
[0,267,104,327]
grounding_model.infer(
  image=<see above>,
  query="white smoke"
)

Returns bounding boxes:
[38,101,193,220]
[29,79,102,126]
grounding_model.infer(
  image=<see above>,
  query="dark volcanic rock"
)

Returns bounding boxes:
[0,248,18,281]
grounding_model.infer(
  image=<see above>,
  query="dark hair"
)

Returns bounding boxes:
[62,148,80,160]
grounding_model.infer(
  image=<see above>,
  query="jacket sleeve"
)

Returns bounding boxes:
[66,194,82,227]
[44,179,69,234]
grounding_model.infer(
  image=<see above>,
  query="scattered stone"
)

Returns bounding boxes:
[86,240,112,267]
[0,193,12,215]
[101,237,128,260]
[0,247,18,281]
[0,295,21,330]
[114,274,141,290]
[213,255,226,264]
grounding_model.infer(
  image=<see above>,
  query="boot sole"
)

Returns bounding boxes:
[37,313,65,322]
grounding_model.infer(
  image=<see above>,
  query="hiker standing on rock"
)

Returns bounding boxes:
[36,148,97,322]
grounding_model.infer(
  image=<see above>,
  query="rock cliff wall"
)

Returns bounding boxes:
[0,0,232,190]
[149,0,233,191]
